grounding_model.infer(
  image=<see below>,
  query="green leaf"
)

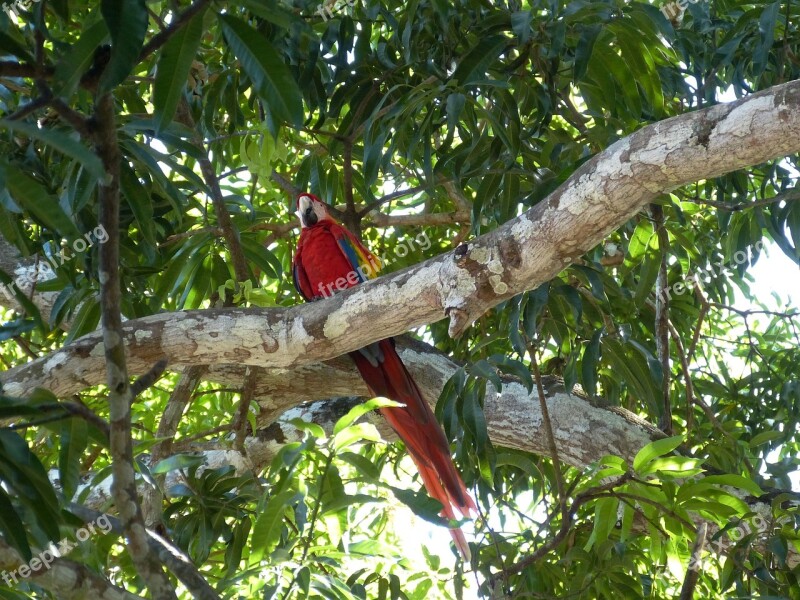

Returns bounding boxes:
[639,456,703,478]
[219,14,303,126]
[333,397,402,435]
[0,121,105,181]
[153,6,206,133]
[0,489,31,561]
[584,496,618,551]
[574,24,600,81]
[593,455,628,479]
[119,160,156,248]
[749,430,783,447]
[387,485,448,526]
[452,35,507,86]
[225,517,251,578]
[59,417,88,501]
[0,430,61,544]
[634,249,660,307]
[495,450,543,481]
[5,166,82,240]
[322,493,382,515]
[603,338,660,415]
[580,328,602,397]
[0,318,36,343]
[288,418,326,439]
[468,359,502,391]
[445,93,465,135]
[488,355,532,392]
[337,451,380,480]
[332,422,381,451]
[461,382,489,458]
[240,0,301,29]
[52,19,109,98]
[152,453,206,475]
[0,29,34,63]
[753,1,780,77]
[510,10,532,44]
[63,296,101,345]
[250,490,296,561]
[633,435,683,473]
[701,474,763,497]
[240,236,282,280]
[99,0,148,94]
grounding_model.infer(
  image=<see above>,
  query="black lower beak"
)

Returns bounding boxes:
[304,207,317,227]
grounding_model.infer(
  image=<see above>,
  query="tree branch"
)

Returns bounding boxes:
[92,92,177,600]
[679,523,707,600]
[5,78,800,395]
[0,537,144,600]
[652,204,672,434]
[143,366,204,529]
[137,0,212,64]
[357,184,429,217]
[67,503,221,600]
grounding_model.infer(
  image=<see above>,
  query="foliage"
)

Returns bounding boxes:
[0,0,799,598]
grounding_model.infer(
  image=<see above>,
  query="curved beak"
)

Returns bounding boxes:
[296,196,318,228]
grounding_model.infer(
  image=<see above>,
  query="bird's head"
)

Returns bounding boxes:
[296,193,330,228]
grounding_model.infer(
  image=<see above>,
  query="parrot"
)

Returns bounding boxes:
[291,192,476,559]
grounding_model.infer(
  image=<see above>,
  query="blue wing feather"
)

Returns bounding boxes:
[337,239,369,283]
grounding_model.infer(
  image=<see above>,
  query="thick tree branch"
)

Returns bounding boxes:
[4,79,800,396]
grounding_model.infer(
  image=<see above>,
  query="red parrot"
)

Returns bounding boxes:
[292,192,476,559]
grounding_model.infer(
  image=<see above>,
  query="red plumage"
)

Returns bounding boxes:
[292,193,476,559]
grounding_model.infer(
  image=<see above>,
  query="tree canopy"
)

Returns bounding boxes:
[0,0,799,598]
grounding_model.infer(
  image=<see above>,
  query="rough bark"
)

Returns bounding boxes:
[93,92,176,600]
[1,79,799,572]
[4,79,800,402]
[0,538,143,600]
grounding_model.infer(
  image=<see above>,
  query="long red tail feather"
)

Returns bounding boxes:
[350,339,476,558]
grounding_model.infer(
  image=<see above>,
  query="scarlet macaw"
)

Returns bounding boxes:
[292,192,476,558]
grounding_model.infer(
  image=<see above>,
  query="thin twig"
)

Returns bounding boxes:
[652,204,672,435]
[138,0,212,64]
[679,522,708,600]
[5,95,50,121]
[68,503,221,600]
[528,343,567,522]
[686,187,800,211]
[143,366,203,530]
[666,321,695,434]
[130,359,168,397]
[357,184,429,217]
[233,367,257,452]
[505,472,632,575]
[178,98,250,285]
[687,282,709,363]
